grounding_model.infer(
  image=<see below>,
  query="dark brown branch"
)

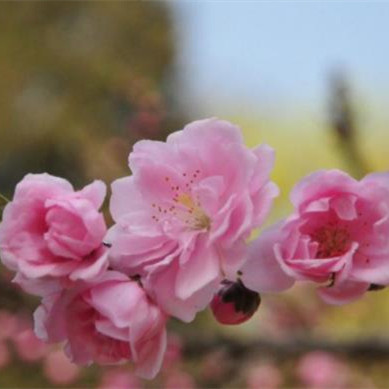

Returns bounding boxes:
[185,336,389,361]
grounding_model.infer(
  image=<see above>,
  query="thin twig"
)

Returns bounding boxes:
[0,192,10,204]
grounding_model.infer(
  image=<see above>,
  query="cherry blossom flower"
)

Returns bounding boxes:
[244,170,389,304]
[0,173,108,294]
[34,271,167,379]
[107,118,278,321]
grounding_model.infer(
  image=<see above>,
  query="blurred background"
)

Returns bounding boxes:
[1,2,389,388]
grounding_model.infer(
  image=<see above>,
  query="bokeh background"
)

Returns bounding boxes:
[1,2,389,388]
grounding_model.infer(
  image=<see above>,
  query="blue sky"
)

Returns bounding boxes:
[172,2,389,116]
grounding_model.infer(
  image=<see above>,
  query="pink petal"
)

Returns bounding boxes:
[318,280,369,305]
[109,177,146,221]
[241,226,295,293]
[290,170,358,210]
[250,144,276,191]
[77,180,106,209]
[330,195,358,220]
[167,118,243,146]
[146,260,219,322]
[69,248,108,281]
[175,236,221,300]
[135,325,167,379]
[88,281,143,328]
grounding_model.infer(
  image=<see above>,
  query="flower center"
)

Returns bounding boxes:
[176,193,211,230]
[151,170,211,231]
[311,225,350,258]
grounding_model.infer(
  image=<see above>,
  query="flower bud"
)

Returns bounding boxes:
[210,280,261,325]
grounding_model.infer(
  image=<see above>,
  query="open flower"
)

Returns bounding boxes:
[34,271,167,379]
[107,118,278,321]
[245,169,389,304]
[0,173,108,294]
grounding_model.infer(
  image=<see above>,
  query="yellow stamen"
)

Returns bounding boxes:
[177,193,211,230]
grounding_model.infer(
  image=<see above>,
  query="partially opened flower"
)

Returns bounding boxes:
[210,280,261,325]
[245,169,389,304]
[34,271,167,379]
[107,118,278,321]
[0,173,108,294]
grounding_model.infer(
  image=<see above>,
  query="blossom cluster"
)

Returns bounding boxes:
[0,118,388,379]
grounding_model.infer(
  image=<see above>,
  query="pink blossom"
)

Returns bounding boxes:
[14,328,48,362]
[247,170,389,304]
[34,271,167,379]
[297,351,349,388]
[240,226,295,294]
[0,173,108,293]
[164,370,196,389]
[246,363,283,389]
[107,118,278,321]
[43,349,81,385]
[98,368,141,389]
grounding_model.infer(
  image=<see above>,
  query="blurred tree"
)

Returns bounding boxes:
[0,6,184,386]
[0,1,182,192]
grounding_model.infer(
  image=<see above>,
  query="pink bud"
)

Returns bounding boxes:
[210,280,261,325]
